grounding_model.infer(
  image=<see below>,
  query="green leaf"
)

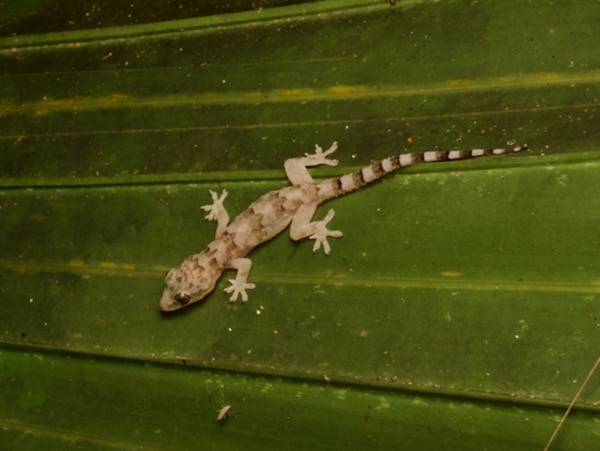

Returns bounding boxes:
[1,0,599,449]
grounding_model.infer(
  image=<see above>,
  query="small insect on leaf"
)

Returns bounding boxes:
[217,404,232,421]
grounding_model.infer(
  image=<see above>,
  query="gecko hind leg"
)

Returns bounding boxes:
[290,203,343,255]
[201,189,230,238]
[224,258,256,302]
[284,142,339,186]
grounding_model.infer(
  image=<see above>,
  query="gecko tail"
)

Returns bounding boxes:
[316,144,529,201]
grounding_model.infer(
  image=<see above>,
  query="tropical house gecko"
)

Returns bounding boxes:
[160,141,528,311]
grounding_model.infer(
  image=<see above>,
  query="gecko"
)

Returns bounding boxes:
[160,141,528,311]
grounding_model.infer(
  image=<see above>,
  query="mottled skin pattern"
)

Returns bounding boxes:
[160,141,528,311]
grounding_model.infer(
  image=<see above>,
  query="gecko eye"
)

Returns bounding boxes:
[174,292,191,305]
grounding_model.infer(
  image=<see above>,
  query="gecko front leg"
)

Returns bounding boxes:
[201,189,230,237]
[224,258,256,302]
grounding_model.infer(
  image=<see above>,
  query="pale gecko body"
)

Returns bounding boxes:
[160,141,528,311]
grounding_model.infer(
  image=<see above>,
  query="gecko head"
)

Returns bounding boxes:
[159,257,220,312]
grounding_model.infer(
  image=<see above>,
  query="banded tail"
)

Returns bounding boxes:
[316,144,529,202]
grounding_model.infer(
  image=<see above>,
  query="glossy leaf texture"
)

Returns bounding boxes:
[1,0,599,449]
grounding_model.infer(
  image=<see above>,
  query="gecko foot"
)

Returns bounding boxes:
[201,189,228,221]
[310,209,343,255]
[303,142,339,167]
[224,278,256,303]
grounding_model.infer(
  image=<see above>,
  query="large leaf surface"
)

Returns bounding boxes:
[1,0,599,449]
